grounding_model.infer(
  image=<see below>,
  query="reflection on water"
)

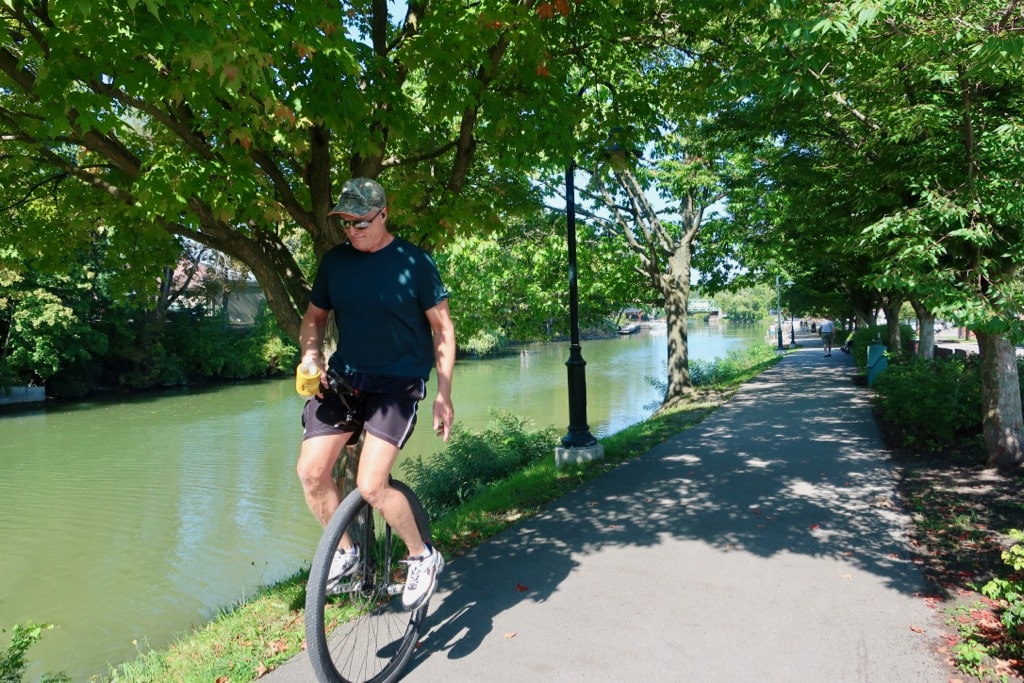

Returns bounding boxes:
[0,321,761,681]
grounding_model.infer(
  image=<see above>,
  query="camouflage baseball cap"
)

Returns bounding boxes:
[328,177,387,217]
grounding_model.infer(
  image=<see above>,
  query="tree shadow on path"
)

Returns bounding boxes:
[408,344,937,677]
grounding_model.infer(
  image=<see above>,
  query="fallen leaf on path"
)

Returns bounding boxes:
[504,632,517,639]
[910,625,925,633]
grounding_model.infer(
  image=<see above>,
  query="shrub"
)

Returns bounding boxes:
[871,354,983,450]
[689,342,778,388]
[404,412,559,517]
[979,530,1024,663]
[460,330,505,358]
[0,622,69,683]
[645,342,778,411]
[847,324,916,372]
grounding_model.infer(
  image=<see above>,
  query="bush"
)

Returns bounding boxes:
[644,342,778,411]
[847,324,916,373]
[460,330,505,358]
[980,530,1024,664]
[688,342,778,388]
[871,354,983,450]
[404,412,559,517]
[0,622,69,683]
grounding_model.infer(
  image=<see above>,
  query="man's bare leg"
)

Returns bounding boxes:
[297,431,357,549]
[355,433,426,557]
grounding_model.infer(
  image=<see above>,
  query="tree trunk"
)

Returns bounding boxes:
[976,331,1024,473]
[662,279,692,407]
[910,300,935,360]
[882,298,902,358]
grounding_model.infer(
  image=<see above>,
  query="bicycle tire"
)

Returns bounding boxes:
[305,480,432,683]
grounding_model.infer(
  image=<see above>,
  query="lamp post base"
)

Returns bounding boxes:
[555,443,605,469]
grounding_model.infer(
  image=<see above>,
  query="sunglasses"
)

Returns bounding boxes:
[339,208,383,230]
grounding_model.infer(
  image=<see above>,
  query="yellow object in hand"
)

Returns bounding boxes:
[295,363,322,397]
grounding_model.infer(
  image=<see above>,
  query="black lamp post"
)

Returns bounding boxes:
[775,275,785,351]
[775,275,794,350]
[561,158,598,449]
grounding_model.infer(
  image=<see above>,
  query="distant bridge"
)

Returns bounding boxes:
[688,299,721,317]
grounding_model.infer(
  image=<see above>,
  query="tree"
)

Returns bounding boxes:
[662,1,1024,469]
[714,284,774,323]
[435,212,643,353]
[585,130,733,408]
[0,1,638,341]
[809,2,1024,470]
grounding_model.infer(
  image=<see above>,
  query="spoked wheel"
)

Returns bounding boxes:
[305,480,432,683]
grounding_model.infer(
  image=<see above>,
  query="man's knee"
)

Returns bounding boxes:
[297,457,331,491]
[297,440,345,490]
[354,434,401,507]
[356,472,391,508]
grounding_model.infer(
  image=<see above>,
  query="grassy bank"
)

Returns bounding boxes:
[77,345,776,682]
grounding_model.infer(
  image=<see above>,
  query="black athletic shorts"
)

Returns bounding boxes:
[301,373,427,449]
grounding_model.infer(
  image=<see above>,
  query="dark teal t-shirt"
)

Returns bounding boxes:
[309,237,449,379]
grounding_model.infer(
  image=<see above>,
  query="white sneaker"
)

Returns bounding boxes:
[402,546,444,611]
[326,547,360,592]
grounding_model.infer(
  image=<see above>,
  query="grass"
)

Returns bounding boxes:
[104,575,308,681]
[96,349,770,682]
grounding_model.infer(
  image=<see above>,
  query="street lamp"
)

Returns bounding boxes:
[555,86,608,468]
[775,276,794,350]
[558,157,601,458]
[776,275,785,350]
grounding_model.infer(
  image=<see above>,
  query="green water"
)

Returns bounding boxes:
[0,321,762,681]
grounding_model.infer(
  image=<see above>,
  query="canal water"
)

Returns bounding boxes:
[0,321,763,681]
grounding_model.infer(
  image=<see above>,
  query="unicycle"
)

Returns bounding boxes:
[304,479,433,683]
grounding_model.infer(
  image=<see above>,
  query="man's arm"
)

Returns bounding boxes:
[299,303,330,380]
[425,299,455,441]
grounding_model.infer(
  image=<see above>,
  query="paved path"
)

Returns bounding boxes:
[267,335,950,682]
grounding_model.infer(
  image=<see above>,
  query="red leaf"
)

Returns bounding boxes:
[516,583,529,592]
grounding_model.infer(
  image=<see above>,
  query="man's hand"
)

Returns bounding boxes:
[299,303,330,392]
[432,393,454,442]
